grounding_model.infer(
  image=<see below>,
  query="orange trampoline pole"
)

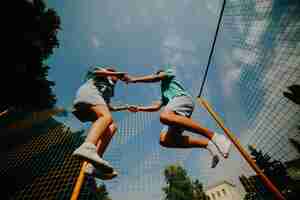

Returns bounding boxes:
[197,97,286,200]
[70,161,88,200]
[70,123,116,200]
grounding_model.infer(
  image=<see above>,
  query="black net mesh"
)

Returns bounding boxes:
[1,0,300,199]
[0,117,99,200]
[203,0,300,198]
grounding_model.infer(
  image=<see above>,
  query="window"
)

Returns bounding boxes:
[212,193,216,200]
[222,189,227,196]
[217,191,221,197]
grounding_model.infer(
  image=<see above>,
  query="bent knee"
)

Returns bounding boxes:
[102,113,113,124]
[91,105,113,124]
[160,111,172,124]
[109,123,118,133]
[159,133,169,147]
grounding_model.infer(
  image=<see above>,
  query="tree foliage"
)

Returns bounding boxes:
[243,192,259,200]
[96,184,111,200]
[162,164,209,200]
[247,145,300,199]
[193,180,209,200]
[283,85,300,105]
[248,145,288,191]
[2,0,60,111]
[289,138,300,154]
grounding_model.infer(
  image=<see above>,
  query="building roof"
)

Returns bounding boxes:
[205,180,236,191]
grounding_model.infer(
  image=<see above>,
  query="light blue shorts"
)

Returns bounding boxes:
[161,95,194,135]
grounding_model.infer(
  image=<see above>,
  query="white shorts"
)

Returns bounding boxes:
[72,80,107,122]
[73,80,107,106]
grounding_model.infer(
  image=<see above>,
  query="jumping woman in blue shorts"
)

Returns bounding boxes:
[126,65,232,168]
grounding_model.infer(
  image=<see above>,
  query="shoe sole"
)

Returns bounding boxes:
[224,142,232,159]
[72,153,113,173]
[98,173,118,180]
[85,170,118,180]
[211,155,220,168]
[216,142,231,159]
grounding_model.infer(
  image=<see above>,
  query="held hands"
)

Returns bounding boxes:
[127,105,139,112]
[115,72,127,79]
[120,74,136,84]
[115,73,134,84]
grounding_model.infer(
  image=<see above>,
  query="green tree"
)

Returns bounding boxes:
[2,0,60,112]
[162,164,209,200]
[289,138,300,154]
[95,184,111,200]
[283,85,300,105]
[163,165,194,200]
[193,180,209,200]
[284,84,300,137]
[243,192,259,200]
[248,145,288,191]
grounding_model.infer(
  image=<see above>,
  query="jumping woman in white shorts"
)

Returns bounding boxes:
[72,66,128,180]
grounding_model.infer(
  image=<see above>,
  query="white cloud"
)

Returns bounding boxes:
[255,1,273,13]
[161,45,185,66]
[124,16,132,25]
[232,48,258,65]
[228,68,242,81]
[246,20,269,45]
[206,0,220,15]
[163,34,196,52]
[155,0,165,9]
[221,54,241,97]
[161,30,198,66]
[234,16,246,34]
[90,35,102,48]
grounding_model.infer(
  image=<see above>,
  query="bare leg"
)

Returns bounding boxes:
[160,110,214,139]
[159,131,220,168]
[83,123,118,179]
[85,105,113,145]
[72,104,114,173]
[159,132,209,148]
[96,123,117,157]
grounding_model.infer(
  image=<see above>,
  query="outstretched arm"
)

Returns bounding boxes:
[127,72,167,83]
[128,101,162,112]
[94,68,126,78]
[108,104,129,112]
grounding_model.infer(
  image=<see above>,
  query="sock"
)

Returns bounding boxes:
[211,132,219,145]
[207,141,217,157]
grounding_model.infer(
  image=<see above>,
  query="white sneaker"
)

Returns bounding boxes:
[85,163,118,180]
[212,133,231,158]
[72,142,114,173]
[207,141,220,168]
[211,155,220,168]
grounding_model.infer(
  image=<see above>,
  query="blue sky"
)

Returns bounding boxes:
[46,0,251,199]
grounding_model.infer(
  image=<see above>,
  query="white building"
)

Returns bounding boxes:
[205,181,243,200]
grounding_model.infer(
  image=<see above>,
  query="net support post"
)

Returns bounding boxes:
[70,161,88,200]
[197,97,286,200]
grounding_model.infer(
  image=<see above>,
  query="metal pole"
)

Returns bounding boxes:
[197,97,286,200]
